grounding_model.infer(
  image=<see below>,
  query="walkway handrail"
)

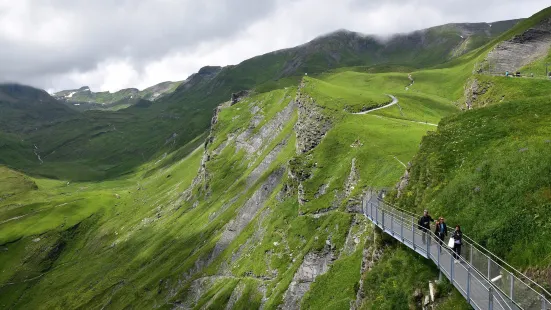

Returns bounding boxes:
[377,199,551,301]
[365,197,551,310]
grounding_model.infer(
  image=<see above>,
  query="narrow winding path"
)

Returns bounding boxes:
[353,94,398,115]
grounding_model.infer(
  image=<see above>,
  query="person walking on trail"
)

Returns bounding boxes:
[418,210,434,244]
[452,225,463,262]
[435,217,447,245]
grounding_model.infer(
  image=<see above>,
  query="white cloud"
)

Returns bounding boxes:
[0,0,549,92]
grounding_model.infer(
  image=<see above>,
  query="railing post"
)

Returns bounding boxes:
[390,211,394,235]
[375,206,378,226]
[509,274,514,300]
[488,257,491,279]
[382,208,385,229]
[488,286,494,310]
[412,221,416,250]
[400,212,404,241]
[542,296,547,310]
[469,243,473,264]
[437,242,441,269]
[450,250,454,284]
[426,232,431,257]
[467,267,471,303]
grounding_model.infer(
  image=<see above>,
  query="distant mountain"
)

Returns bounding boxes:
[53,81,182,111]
[0,84,75,133]
[0,19,523,180]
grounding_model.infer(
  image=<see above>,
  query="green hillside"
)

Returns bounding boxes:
[1,5,551,309]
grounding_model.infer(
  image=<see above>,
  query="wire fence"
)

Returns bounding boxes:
[362,197,551,310]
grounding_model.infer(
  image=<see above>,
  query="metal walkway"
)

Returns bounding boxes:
[362,195,551,310]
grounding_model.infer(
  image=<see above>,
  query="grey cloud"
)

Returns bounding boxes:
[0,0,278,86]
[0,0,549,91]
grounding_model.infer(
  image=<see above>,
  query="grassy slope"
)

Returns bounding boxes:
[0,68,464,309]
[392,96,551,268]
[2,8,549,309]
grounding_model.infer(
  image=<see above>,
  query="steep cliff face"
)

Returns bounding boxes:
[484,17,551,73]
[294,80,332,154]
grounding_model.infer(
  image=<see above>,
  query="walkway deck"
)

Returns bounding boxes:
[362,195,550,310]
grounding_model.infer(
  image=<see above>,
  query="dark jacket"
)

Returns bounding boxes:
[452,230,462,245]
[435,222,448,236]
[418,215,434,230]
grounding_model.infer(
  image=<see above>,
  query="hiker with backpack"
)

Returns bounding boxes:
[434,217,447,245]
[451,225,463,262]
[418,210,434,244]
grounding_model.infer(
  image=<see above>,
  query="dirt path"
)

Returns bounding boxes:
[353,94,398,115]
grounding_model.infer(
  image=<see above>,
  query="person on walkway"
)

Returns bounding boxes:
[452,225,463,262]
[418,210,434,244]
[435,217,447,245]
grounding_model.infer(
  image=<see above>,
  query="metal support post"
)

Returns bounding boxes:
[488,257,491,279]
[510,275,514,300]
[400,213,404,241]
[467,267,471,303]
[382,209,385,229]
[469,243,473,264]
[489,286,494,310]
[413,224,416,249]
[426,232,431,257]
[437,243,441,267]
[390,212,394,235]
[450,251,454,284]
[375,206,378,226]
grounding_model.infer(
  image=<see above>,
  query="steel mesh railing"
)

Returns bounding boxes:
[362,197,551,310]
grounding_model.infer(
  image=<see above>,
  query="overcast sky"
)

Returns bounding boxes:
[0,0,549,93]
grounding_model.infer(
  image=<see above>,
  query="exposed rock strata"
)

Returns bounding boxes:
[236,100,296,155]
[210,169,285,262]
[463,78,492,109]
[294,80,332,154]
[279,247,336,309]
[485,17,551,73]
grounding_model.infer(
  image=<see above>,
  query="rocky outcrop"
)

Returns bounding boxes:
[352,227,384,310]
[395,162,411,198]
[210,169,285,262]
[294,80,332,154]
[247,138,288,187]
[236,99,296,155]
[231,90,250,105]
[485,17,551,74]
[342,215,366,256]
[182,105,224,201]
[344,158,359,197]
[280,247,336,309]
[463,78,492,109]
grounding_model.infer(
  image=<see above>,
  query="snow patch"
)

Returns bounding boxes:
[66,91,76,98]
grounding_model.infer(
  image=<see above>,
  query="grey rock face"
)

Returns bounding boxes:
[210,169,285,262]
[294,81,332,154]
[463,78,492,109]
[485,17,551,73]
[395,162,411,198]
[231,90,249,105]
[280,249,335,309]
[345,158,359,197]
[247,139,288,187]
[236,99,296,155]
